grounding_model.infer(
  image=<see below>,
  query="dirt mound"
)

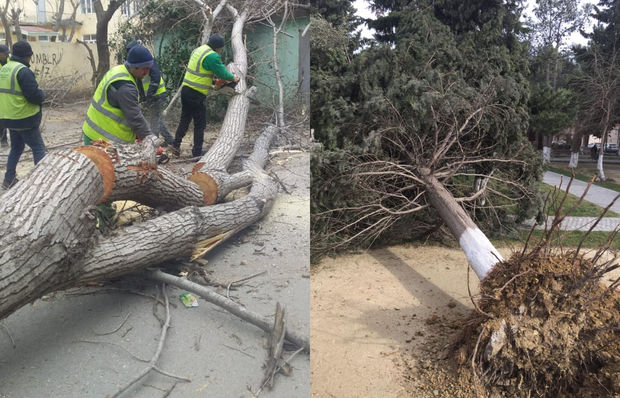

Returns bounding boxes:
[451,248,619,397]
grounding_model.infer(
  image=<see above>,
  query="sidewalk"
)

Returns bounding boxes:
[532,171,620,232]
[543,171,620,213]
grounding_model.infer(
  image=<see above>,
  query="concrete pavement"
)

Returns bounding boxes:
[533,171,620,232]
[543,171,620,214]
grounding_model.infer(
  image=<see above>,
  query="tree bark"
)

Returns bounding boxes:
[568,128,583,168]
[419,167,503,280]
[0,0,12,47]
[54,0,65,33]
[542,135,552,164]
[94,0,125,85]
[0,4,280,321]
[568,152,579,168]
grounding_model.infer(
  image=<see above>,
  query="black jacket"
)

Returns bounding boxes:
[135,60,164,102]
[1,56,45,129]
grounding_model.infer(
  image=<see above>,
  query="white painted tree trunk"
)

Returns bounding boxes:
[568,152,579,168]
[420,168,503,280]
[542,146,551,164]
[597,153,606,181]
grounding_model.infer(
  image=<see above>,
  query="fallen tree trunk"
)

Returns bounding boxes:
[0,126,277,320]
[0,3,285,324]
[419,167,503,279]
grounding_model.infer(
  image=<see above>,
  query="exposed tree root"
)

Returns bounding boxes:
[454,249,619,397]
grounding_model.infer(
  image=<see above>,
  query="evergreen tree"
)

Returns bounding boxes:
[311,0,542,256]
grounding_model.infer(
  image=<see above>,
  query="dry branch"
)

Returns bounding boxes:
[147,270,309,352]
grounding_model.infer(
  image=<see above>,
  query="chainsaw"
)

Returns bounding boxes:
[212,78,238,96]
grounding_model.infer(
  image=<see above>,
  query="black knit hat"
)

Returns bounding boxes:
[0,44,9,54]
[125,45,154,68]
[207,33,225,49]
[12,41,33,58]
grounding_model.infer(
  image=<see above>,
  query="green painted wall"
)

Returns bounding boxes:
[246,16,310,107]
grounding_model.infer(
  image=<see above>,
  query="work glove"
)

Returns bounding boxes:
[140,134,161,163]
[144,95,157,106]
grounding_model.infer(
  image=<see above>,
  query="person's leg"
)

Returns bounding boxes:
[173,92,193,149]
[144,102,156,136]
[155,96,175,145]
[3,129,26,187]
[83,132,92,145]
[191,97,207,157]
[0,128,8,147]
[21,126,46,164]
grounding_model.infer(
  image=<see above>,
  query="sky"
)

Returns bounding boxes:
[353,0,596,47]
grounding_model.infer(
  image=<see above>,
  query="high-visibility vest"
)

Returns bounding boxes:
[83,65,139,143]
[182,44,215,95]
[143,74,166,96]
[0,60,40,120]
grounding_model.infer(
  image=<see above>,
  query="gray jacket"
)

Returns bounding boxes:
[108,80,152,140]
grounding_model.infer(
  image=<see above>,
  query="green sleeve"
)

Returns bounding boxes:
[202,52,235,81]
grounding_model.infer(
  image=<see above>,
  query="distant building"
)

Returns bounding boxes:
[0,0,140,44]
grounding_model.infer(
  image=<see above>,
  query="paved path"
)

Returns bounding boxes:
[543,171,620,213]
[533,171,620,232]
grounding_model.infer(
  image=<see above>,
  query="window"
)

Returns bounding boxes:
[38,35,49,42]
[27,36,37,42]
[81,0,94,14]
[82,34,96,43]
[121,0,137,16]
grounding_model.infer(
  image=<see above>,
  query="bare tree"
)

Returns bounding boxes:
[0,0,12,46]
[8,2,21,40]
[93,0,127,84]
[52,0,65,33]
[572,49,619,181]
[264,0,287,129]
[0,0,23,44]
[47,0,80,42]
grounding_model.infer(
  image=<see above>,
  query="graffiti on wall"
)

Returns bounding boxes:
[31,50,64,79]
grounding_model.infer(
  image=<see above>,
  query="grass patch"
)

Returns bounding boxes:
[547,164,620,192]
[539,184,620,217]
[494,230,620,250]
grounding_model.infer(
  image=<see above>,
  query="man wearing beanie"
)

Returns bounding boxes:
[172,33,239,157]
[83,44,157,145]
[0,41,46,189]
[126,40,174,146]
[0,44,10,148]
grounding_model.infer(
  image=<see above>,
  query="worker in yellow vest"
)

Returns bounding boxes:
[0,44,10,148]
[125,40,174,146]
[82,45,157,146]
[172,33,239,157]
[0,41,46,189]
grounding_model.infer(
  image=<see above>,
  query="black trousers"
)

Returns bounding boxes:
[174,86,207,157]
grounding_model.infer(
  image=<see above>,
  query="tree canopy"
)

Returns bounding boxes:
[311,0,542,257]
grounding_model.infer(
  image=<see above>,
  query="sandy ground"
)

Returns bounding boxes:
[0,102,310,397]
[310,245,484,398]
[311,244,620,398]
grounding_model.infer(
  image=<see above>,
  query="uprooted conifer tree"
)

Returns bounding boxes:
[0,0,309,355]
[311,1,619,396]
